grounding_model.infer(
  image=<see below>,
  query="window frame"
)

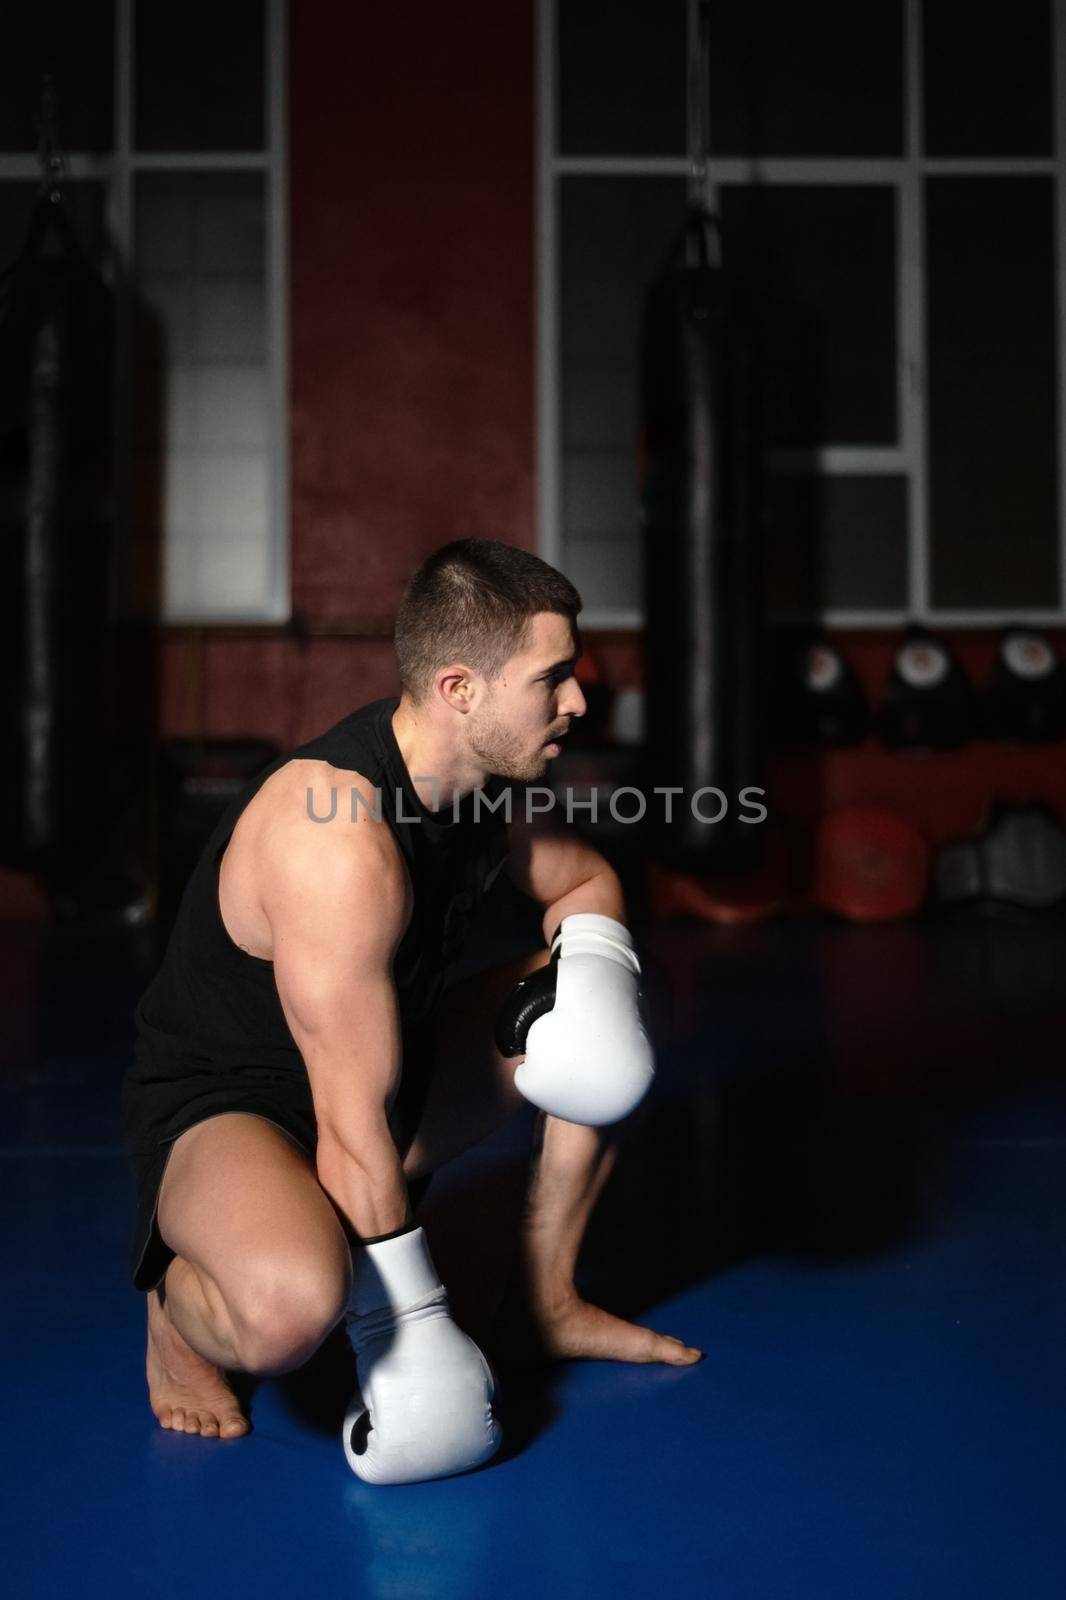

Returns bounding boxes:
[0,0,290,625]
[538,0,1066,628]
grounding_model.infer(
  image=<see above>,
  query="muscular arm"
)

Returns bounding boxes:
[265,787,413,1241]
[504,809,632,1265]
[506,809,626,939]
[498,811,699,1364]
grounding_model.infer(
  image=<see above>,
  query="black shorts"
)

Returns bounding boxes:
[121,1031,437,1292]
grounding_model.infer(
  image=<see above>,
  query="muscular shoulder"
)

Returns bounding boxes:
[251,758,390,846]
[249,759,411,957]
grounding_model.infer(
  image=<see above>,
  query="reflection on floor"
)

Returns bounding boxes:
[3,913,1066,1599]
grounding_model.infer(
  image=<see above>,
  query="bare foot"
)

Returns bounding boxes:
[490,1282,704,1369]
[146,1289,249,1438]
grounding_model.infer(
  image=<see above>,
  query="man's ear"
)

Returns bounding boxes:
[436,664,477,713]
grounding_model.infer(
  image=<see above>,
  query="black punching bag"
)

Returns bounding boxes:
[640,208,763,869]
[0,192,114,892]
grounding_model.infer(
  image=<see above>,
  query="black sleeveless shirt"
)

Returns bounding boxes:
[127,698,512,1132]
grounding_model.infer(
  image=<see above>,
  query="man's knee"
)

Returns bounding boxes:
[228,1254,351,1375]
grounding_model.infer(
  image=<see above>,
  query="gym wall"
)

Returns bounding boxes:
[2,1,1064,921]
[157,0,537,749]
[163,2,1066,855]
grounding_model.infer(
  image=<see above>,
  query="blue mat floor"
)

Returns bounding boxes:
[3,916,1066,1599]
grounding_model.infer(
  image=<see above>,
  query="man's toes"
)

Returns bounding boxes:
[152,1397,248,1437]
[657,1334,704,1366]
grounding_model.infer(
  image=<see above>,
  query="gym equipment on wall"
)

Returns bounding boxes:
[875,627,975,750]
[0,82,114,897]
[982,628,1066,744]
[933,804,1066,916]
[775,634,869,748]
[812,806,931,923]
[640,207,764,870]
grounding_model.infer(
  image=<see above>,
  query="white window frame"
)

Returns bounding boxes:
[538,0,1066,629]
[0,0,290,624]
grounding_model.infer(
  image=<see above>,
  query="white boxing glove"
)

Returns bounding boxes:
[494,912,655,1126]
[343,1225,502,1485]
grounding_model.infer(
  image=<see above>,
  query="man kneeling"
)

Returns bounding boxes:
[122,539,702,1485]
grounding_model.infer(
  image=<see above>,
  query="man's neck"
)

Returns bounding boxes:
[390,697,486,814]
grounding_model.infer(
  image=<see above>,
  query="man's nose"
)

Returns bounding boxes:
[559,678,587,719]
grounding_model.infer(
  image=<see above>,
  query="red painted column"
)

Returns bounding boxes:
[288,0,538,622]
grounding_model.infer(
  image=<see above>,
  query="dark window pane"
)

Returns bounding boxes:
[560,174,686,367]
[563,451,638,540]
[708,0,903,157]
[923,0,1052,157]
[567,531,642,611]
[563,366,637,451]
[558,0,686,156]
[721,186,898,447]
[0,3,114,152]
[926,177,1057,609]
[767,475,908,614]
[559,176,686,611]
[135,0,265,151]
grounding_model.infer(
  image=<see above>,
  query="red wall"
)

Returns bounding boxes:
[288,1,537,623]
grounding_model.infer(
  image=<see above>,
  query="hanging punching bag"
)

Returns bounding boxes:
[640,208,764,870]
[0,191,114,893]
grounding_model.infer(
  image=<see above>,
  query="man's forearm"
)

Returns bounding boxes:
[540,865,626,943]
[315,1111,411,1243]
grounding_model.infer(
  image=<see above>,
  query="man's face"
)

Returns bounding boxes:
[467,612,586,780]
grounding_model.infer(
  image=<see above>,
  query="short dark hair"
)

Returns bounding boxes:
[394,539,582,702]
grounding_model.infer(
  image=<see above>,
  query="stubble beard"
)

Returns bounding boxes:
[468,707,550,782]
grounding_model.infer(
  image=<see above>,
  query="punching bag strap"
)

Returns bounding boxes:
[24,75,83,266]
[683,2,722,277]
[687,0,712,202]
[659,207,724,279]
[689,209,723,270]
